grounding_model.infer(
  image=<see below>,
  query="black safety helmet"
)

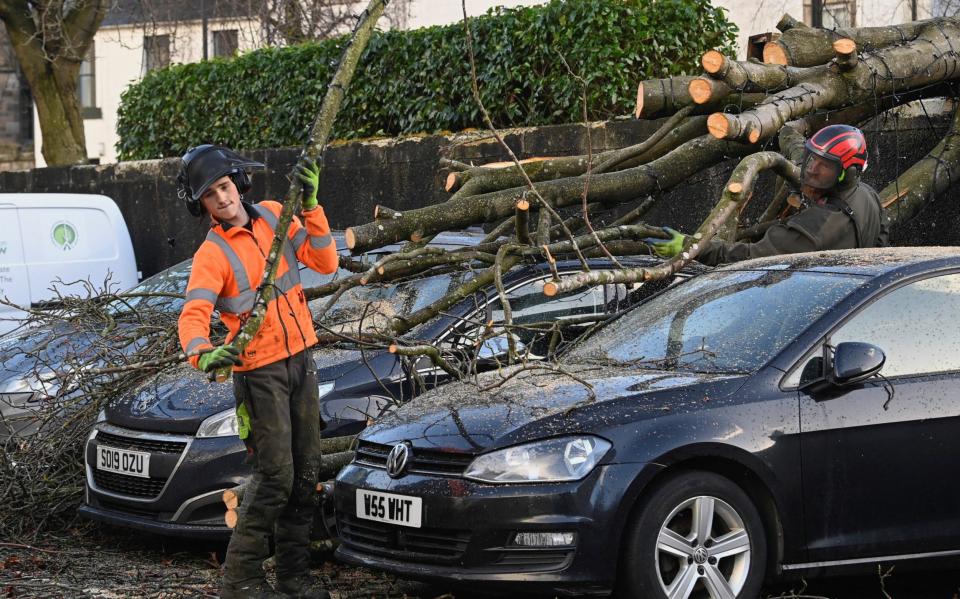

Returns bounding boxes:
[801,124,868,191]
[177,144,265,216]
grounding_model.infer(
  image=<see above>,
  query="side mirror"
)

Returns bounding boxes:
[831,341,885,386]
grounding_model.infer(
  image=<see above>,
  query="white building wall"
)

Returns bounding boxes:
[715,0,945,58]
[34,17,261,167]
[714,0,803,58]
[408,0,545,27]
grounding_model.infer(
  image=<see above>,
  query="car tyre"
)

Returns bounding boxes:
[617,470,766,599]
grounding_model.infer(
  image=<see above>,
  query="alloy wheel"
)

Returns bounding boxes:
[653,494,752,599]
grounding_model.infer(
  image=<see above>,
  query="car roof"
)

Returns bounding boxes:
[715,247,960,277]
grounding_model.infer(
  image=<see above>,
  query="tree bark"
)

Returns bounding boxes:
[711,21,960,144]
[0,0,108,165]
[347,135,754,253]
[883,105,960,225]
[764,15,949,67]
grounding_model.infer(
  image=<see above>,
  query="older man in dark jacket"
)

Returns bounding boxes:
[650,125,889,266]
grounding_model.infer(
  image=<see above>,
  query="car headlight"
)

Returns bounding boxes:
[318,381,335,399]
[196,408,239,438]
[464,435,612,484]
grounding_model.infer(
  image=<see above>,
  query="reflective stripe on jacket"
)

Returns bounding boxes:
[178,201,338,371]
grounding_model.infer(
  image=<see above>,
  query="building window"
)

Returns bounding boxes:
[822,1,853,27]
[78,43,100,119]
[804,0,856,28]
[143,34,171,74]
[213,30,238,58]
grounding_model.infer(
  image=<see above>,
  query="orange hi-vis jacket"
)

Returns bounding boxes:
[178,201,338,372]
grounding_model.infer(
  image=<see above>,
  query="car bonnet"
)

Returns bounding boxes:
[359,362,747,452]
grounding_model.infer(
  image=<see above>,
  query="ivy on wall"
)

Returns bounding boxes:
[117,0,736,160]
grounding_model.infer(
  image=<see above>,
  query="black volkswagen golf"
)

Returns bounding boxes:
[334,247,960,598]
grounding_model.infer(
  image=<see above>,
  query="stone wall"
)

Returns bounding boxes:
[0,115,954,279]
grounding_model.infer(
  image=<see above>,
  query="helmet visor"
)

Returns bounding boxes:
[801,151,842,190]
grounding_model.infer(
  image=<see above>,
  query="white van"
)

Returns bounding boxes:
[0,194,138,336]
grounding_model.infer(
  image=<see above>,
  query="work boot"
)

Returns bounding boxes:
[220,578,287,599]
[276,575,331,599]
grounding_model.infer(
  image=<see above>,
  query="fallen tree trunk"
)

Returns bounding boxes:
[883,105,960,224]
[346,135,753,252]
[763,14,952,67]
[710,22,960,144]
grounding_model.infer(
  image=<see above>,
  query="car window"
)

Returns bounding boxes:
[491,278,604,326]
[829,273,960,378]
[567,270,865,374]
[314,271,474,336]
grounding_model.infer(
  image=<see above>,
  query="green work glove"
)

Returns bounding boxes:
[296,157,320,211]
[197,344,242,372]
[645,227,687,258]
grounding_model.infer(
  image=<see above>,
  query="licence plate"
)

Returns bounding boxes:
[97,445,150,478]
[356,489,422,528]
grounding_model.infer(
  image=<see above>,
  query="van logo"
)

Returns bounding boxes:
[51,221,78,251]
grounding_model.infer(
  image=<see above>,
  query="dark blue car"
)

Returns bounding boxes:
[333,247,960,599]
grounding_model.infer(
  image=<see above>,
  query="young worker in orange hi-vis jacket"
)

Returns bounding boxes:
[176,145,335,599]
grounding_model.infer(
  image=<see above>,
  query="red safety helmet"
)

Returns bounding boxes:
[801,125,868,190]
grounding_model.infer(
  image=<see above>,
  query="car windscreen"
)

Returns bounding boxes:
[313,271,473,337]
[566,269,865,373]
[105,260,194,314]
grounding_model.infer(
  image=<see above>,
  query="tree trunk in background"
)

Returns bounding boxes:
[0,0,108,166]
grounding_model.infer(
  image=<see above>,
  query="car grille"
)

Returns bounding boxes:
[338,513,470,565]
[96,431,187,454]
[92,469,167,498]
[490,548,574,570]
[91,429,187,499]
[98,498,160,519]
[354,441,474,477]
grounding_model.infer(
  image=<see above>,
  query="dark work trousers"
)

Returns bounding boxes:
[222,350,323,588]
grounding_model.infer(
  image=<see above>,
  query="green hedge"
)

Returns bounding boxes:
[116,0,736,160]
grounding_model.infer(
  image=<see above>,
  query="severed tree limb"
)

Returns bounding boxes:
[346,134,754,252]
[689,51,806,106]
[545,152,799,296]
[388,343,460,378]
[515,197,532,245]
[635,76,699,118]
[441,115,712,207]
[360,246,447,284]
[213,0,387,382]
[883,104,960,224]
[764,14,949,67]
[712,21,960,144]
[594,106,695,174]
[758,124,806,223]
[445,157,564,194]
[391,253,523,334]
